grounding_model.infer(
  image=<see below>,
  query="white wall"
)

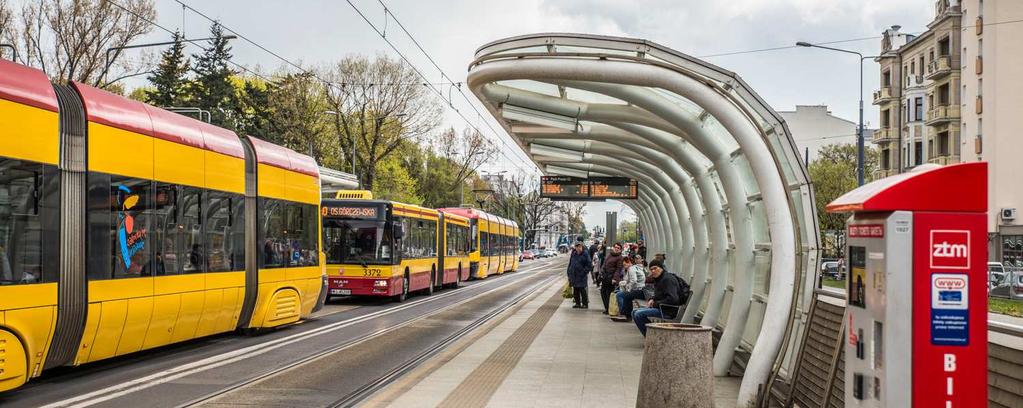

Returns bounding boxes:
[779,105,873,163]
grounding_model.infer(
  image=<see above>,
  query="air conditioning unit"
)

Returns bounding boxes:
[1002,208,1017,221]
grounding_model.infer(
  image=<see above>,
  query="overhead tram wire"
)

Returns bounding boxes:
[108,0,276,85]
[176,0,537,176]
[342,0,539,176]
[373,0,540,175]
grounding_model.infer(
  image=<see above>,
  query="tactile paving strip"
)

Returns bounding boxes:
[436,288,565,408]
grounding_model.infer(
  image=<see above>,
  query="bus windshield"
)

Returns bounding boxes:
[324,219,393,264]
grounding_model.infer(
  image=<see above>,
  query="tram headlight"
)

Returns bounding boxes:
[374,280,388,287]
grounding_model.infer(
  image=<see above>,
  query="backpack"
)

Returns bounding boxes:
[675,274,692,306]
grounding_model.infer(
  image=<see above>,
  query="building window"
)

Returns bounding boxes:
[919,56,925,75]
[881,109,890,127]
[914,141,923,166]
[938,131,950,156]
[880,149,890,170]
[914,97,923,120]
[1002,236,1023,268]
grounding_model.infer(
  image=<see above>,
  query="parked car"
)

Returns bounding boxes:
[988,262,1007,292]
[521,250,536,260]
[821,261,843,280]
[989,269,1023,300]
[543,249,558,257]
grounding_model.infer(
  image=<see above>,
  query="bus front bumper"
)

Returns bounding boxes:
[328,276,402,297]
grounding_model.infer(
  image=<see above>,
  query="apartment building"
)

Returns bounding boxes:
[876,0,1023,262]
[873,0,962,178]
[960,0,1023,264]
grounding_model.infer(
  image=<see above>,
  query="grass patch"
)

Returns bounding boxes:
[821,277,844,289]
[990,297,1023,318]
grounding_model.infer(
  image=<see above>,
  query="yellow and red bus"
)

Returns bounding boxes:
[0,59,324,393]
[323,192,443,301]
[437,208,520,279]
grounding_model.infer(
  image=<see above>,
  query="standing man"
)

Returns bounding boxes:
[632,259,686,336]
[567,241,592,309]
[600,243,625,314]
[637,240,647,261]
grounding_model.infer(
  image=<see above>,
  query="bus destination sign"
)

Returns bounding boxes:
[321,205,379,219]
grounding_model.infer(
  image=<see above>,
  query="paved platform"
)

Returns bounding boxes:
[364,278,740,407]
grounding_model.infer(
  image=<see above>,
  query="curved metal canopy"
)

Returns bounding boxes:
[467,33,821,407]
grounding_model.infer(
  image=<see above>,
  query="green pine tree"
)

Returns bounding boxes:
[190,22,237,128]
[145,31,190,107]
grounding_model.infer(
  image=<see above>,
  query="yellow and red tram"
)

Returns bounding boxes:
[0,59,324,393]
[437,208,520,279]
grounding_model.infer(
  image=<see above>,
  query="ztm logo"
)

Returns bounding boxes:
[930,230,970,270]
[934,277,967,289]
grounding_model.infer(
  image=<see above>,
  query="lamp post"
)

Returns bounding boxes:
[796,41,877,186]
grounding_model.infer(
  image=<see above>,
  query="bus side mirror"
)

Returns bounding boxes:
[393,224,405,239]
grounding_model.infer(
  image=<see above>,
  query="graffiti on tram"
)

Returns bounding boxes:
[116,184,147,274]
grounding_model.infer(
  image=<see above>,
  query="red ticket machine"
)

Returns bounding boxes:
[826,162,987,407]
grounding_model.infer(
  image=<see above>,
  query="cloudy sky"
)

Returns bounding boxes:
[132,0,936,230]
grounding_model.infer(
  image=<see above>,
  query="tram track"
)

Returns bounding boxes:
[18,257,562,408]
[176,270,561,408]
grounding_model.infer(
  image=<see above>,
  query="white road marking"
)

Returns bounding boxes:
[41,259,561,408]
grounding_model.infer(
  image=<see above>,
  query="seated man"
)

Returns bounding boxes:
[632,259,684,336]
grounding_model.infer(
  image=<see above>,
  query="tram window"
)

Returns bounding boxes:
[259,198,288,269]
[86,175,154,280]
[206,191,244,272]
[286,203,319,267]
[150,184,205,275]
[0,158,59,285]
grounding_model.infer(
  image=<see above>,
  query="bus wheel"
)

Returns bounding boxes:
[426,268,436,296]
[397,272,410,302]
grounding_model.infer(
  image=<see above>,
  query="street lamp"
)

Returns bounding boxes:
[796,41,877,186]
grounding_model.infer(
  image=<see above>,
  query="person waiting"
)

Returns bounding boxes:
[614,255,648,322]
[631,259,684,336]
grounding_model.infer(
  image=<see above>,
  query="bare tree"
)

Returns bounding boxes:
[323,55,442,189]
[0,0,14,50]
[266,72,331,162]
[13,0,155,87]
[435,126,497,186]
[488,173,562,248]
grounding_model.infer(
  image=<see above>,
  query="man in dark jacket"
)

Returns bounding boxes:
[567,242,592,308]
[637,240,647,260]
[631,259,686,336]
[599,243,624,314]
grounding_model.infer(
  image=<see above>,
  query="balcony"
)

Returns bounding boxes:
[873,168,897,179]
[926,55,956,80]
[873,87,896,105]
[872,127,897,143]
[925,104,960,125]
[928,155,961,165]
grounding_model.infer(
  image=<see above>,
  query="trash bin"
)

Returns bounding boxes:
[636,323,713,408]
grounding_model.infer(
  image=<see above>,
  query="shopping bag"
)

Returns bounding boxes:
[608,291,620,316]
[562,280,574,299]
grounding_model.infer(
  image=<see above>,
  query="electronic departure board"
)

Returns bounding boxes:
[540,176,638,201]
[589,177,639,199]
[540,176,589,199]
